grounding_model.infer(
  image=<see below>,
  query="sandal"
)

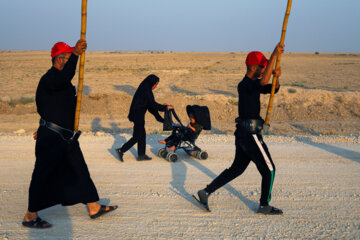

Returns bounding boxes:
[22,217,52,229]
[90,205,118,219]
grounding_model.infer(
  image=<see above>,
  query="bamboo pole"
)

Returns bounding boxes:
[74,0,88,131]
[264,0,292,126]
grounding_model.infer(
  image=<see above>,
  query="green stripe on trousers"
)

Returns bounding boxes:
[268,170,275,203]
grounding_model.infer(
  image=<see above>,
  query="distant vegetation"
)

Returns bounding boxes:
[288,88,297,93]
[8,97,34,107]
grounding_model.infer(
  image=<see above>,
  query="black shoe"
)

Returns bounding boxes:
[257,205,283,215]
[115,148,124,162]
[192,189,211,212]
[137,155,152,161]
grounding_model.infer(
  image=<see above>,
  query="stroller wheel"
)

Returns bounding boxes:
[158,148,167,158]
[166,152,178,162]
[196,151,208,160]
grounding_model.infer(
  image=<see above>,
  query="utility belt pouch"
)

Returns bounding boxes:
[39,118,81,143]
[235,117,264,134]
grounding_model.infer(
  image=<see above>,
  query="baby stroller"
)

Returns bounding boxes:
[158,105,211,162]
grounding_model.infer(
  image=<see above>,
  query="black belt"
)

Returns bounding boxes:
[235,117,264,134]
[39,118,81,143]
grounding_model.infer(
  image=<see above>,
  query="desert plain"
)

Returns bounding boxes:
[0,51,360,135]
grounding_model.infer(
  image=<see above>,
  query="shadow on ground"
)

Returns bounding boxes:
[170,85,198,96]
[206,88,237,98]
[91,118,136,161]
[295,136,360,164]
[148,141,258,212]
[113,85,136,96]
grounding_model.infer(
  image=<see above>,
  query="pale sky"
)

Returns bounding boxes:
[0,0,359,52]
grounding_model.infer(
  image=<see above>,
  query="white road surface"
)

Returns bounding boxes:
[0,134,359,239]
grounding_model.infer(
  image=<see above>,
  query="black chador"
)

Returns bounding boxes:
[117,74,167,161]
[29,53,99,212]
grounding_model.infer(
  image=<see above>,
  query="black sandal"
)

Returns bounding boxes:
[90,205,118,219]
[22,217,52,228]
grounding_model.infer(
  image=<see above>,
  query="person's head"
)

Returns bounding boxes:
[188,112,196,124]
[51,42,75,70]
[245,51,268,79]
[143,74,160,90]
[152,81,159,90]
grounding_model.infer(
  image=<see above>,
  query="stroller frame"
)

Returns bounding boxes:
[158,109,208,162]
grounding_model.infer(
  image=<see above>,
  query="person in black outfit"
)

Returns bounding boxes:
[115,74,173,161]
[22,40,117,229]
[193,43,284,215]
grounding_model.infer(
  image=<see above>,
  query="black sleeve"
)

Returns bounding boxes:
[44,54,79,90]
[260,84,280,94]
[148,106,164,123]
[147,91,167,112]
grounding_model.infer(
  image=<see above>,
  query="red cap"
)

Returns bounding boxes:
[51,42,75,58]
[245,51,268,67]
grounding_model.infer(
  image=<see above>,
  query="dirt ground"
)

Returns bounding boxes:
[0,51,360,135]
[0,135,359,239]
[0,52,359,239]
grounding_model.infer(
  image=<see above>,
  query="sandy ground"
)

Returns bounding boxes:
[0,134,359,239]
[1,51,360,135]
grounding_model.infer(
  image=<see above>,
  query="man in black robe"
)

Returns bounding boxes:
[115,74,173,161]
[22,40,117,228]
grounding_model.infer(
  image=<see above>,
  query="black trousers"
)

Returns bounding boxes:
[121,119,146,156]
[28,126,99,212]
[205,129,276,206]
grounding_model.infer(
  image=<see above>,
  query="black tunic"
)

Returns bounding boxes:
[28,54,99,212]
[36,54,78,130]
[237,75,279,120]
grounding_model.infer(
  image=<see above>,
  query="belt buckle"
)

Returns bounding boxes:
[69,131,82,142]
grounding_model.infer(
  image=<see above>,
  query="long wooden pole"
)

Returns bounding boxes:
[264,0,292,126]
[74,0,88,131]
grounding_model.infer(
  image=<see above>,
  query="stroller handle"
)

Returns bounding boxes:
[169,109,184,127]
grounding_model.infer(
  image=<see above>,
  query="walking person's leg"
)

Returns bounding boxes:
[205,144,251,194]
[258,135,276,203]
[116,122,138,161]
[133,120,151,160]
[194,136,251,211]
[247,134,282,215]
[136,122,146,157]
[23,128,65,228]
[66,140,118,218]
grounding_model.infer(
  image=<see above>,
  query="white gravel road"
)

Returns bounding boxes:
[0,134,359,239]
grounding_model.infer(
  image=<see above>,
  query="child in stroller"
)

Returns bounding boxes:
[158,105,211,162]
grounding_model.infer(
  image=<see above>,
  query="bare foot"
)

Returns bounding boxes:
[24,211,38,222]
[87,202,114,215]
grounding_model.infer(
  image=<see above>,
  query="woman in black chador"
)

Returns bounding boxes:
[116,74,172,161]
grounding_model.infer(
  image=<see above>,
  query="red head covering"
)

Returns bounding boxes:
[245,51,268,67]
[51,42,75,58]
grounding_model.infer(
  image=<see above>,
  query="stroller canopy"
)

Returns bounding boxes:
[186,105,211,130]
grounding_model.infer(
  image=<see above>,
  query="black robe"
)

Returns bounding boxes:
[128,74,167,123]
[28,54,99,212]
[120,74,167,156]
